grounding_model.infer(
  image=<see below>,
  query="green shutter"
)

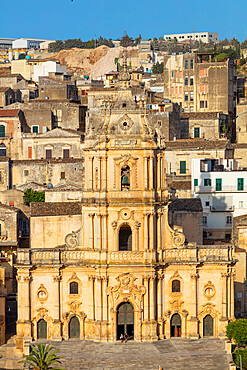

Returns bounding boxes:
[180,161,186,174]
[216,178,222,191]
[238,178,244,191]
[204,178,211,186]
[194,179,198,186]
[194,128,200,138]
[0,125,5,138]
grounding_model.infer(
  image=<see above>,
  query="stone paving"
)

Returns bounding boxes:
[39,338,230,370]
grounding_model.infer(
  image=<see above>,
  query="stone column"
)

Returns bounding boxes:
[111,221,118,251]
[157,210,163,251]
[94,213,100,250]
[17,274,32,342]
[149,213,155,250]
[144,156,148,190]
[150,276,156,320]
[89,213,95,250]
[52,275,62,340]
[134,221,141,251]
[157,273,163,320]
[88,276,95,321]
[102,157,107,191]
[143,277,149,320]
[102,215,108,250]
[157,153,161,190]
[221,272,228,320]
[143,213,149,250]
[157,272,164,339]
[149,156,154,190]
[99,157,102,191]
[102,277,108,321]
[95,277,102,322]
[189,273,199,339]
[89,156,94,190]
[230,270,235,318]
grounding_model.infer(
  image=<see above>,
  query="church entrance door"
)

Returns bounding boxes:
[37,319,47,339]
[69,316,80,339]
[203,315,213,337]
[171,314,181,337]
[117,302,134,340]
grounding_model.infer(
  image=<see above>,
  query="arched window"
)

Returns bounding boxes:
[121,165,130,191]
[0,144,6,157]
[0,125,5,138]
[119,224,132,251]
[70,282,78,295]
[172,279,180,292]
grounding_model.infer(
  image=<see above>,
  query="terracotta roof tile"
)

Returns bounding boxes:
[165,139,227,150]
[31,202,82,217]
[170,181,191,190]
[0,109,20,117]
[169,198,202,212]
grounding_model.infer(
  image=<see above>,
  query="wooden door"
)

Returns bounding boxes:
[69,316,80,339]
[203,315,213,337]
[37,319,47,339]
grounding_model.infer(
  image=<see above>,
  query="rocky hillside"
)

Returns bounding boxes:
[51,46,137,78]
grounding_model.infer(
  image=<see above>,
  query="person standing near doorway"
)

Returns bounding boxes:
[124,332,128,343]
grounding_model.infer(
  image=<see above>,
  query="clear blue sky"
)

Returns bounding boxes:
[1,0,247,42]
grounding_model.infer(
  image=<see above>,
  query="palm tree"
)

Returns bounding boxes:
[20,343,64,370]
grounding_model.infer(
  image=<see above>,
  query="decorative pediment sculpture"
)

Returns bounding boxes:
[106,273,146,310]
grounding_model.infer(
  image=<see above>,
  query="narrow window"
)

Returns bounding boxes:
[194,179,198,186]
[226,216,232,225]
[70,282,78,295]
[180,161,186,174]
[119,224,132,251]
[121,165,130,191]
[0,125,5,138]
[190,92,194,101]
[63,149,70,159]
[0,144,6,157]
[237,178,244,191]
[61,172,65,179]
[190,59,194,69]
[203,216,207,225]
[32,125,39,134]
[200,101,204,109]
[204,178,211,186]
[184,60,188,69]
[28,147,32,159]
[172,280,180,292]
[24,170,29,176]
[184,92,188,102]
[216,178,222,191]
[194,127,200,138]
[184,77,188,86]
[190,77,193,85]
[46,149,52,159]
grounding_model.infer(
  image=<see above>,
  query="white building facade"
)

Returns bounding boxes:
[164,32,219,44]
[191,158,247,240]
[33,61,67,82]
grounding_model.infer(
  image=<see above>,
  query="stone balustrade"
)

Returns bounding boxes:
[16,245,234,266]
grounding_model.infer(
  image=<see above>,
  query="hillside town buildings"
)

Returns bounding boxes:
[163,32,219,44]
[0,36,246,363]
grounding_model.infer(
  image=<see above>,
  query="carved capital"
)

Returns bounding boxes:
[111,221,117,229]
[221,272,228,278]
[190,273,199,280]
[23,276,32,282]
[88,275,95,281]
[53,275,62,282]
[134,221,141,229]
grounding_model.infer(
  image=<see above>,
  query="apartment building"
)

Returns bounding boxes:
[164,53,237,141]
[163,32,219,43]
[191,158,247,240]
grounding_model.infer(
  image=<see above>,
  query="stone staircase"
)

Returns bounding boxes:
[0,336,22,369]
[34,338,230,370]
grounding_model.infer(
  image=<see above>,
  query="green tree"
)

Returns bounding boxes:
[216,53,228,62]
[120,33,134,47]
[18,53,26,59]
[234,349,247,369]
[48,40,64,52]
[226,319,247,346]
[20,343,64,370]
[24,189,45,205]
[152,62,164,74]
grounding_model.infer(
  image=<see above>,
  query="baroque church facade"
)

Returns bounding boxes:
[16,54,235,351]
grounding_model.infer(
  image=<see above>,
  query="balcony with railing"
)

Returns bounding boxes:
[194,185,247,193]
